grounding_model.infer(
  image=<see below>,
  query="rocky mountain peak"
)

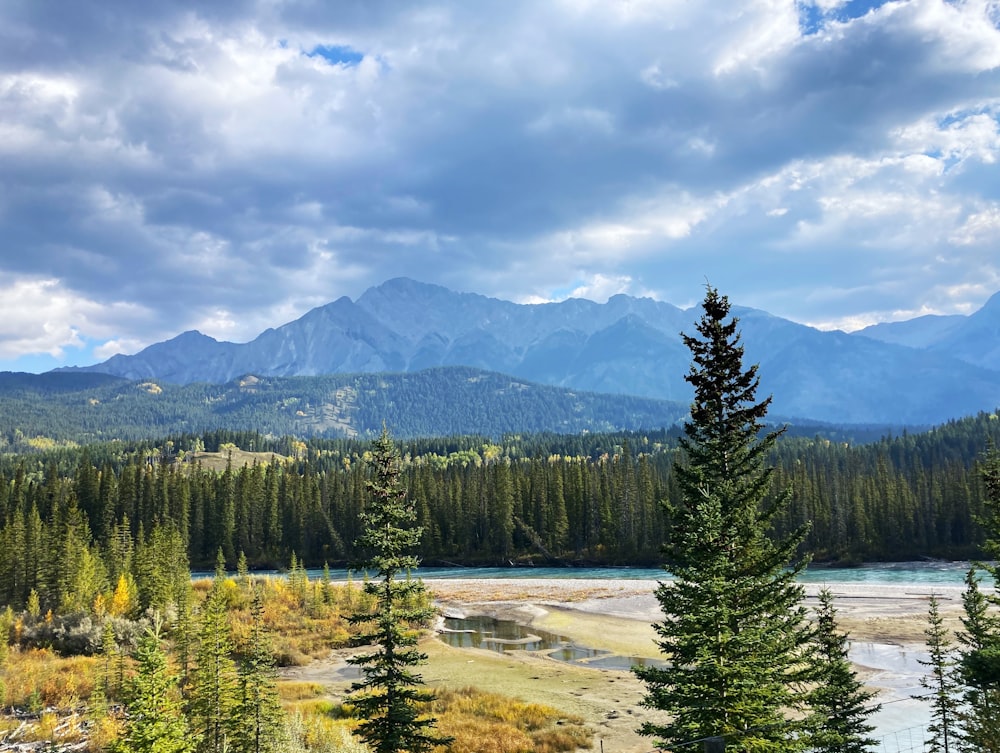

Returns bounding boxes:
[55,278,1000,425]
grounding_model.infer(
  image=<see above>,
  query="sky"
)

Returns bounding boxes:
[2,0,1000,373]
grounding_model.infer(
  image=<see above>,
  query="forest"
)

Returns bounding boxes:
[0,409,999,616]
[0,367,691,448]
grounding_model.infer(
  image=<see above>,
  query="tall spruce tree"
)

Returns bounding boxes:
[346,427,449,753]
[954,446,1000,751]
[233,585,285,753]
[956,569,1000,752]
[189,577,239,753]
[807,588,880,753]
[634,286,812,752]
[919,594,961,753]
[115,621,198,753]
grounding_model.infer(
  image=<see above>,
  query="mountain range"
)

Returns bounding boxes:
[58,278,1000,426]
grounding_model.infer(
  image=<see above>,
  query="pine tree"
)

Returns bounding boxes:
[0,609,8,706]
[807,589,880,753]
[134,523,190,613]
[99,618,119,701]
[214,547,227,579]
[634,286,813,752]
[114,621,198,753]
[346,427,449,753]
[236,550,250,588]
[954,446,1000,751]
[322,562,333,605]
[232,586,285,753]
[919,594,961,753]
[956,568,1000,752]
[189,578,239,753]
[175,583,195,685]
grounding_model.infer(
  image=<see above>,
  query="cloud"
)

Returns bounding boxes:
[0,0,999,367]
[0,278,146,359]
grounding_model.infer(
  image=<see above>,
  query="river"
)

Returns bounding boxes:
[254,561,981,751]
[413,562,979,753]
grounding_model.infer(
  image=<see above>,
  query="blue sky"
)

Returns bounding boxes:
[1,0,1000,372]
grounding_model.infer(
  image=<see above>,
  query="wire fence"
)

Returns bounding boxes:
[873,725,930,753]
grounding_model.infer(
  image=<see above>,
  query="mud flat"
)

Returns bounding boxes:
[281,578,966,753]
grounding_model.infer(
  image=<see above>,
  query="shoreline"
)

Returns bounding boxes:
[283,577,962,753]
[423,577,953,750]
[427,577,966,644]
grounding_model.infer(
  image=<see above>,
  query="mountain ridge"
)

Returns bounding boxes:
[0,366,695,443]
[56,278,1000,425]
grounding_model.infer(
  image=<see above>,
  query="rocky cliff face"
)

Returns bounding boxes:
[59,278,1000,425]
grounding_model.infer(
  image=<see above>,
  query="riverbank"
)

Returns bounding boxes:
[281,578,966,753]
[427,577,967,644]
[427,578,966,751]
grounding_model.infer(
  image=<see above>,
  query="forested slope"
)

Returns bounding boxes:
[2,412,1000,613]
[0,368,688,447]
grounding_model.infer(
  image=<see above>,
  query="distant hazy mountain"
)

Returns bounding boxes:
[58,278,1000,425]
[855,291,1000,373]
[857,314,965,349]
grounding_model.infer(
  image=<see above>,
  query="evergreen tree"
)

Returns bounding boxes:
[189,578,239,753]
[134,522,189,613]
[114,621,198,753]
[236,550,250,588]
[807,589,880,753]
[0,609,7,706]
[919,594,961,753]
[232,586,285,753]
[346,427,449,753]
[956,568,1000,752]
[98,618,119,701]
[954,447,1000,751]
[634,286,812,752]
[174,583,195,685]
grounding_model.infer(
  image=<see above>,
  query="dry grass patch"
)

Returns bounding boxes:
[184,449,286,472]
[278,680,328,701]
[429,687,592,753]
[284,709,365,753]
[1,647,98,709]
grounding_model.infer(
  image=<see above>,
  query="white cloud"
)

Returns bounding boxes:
[894,109,1000,167]
[0,279,145,360]
[639,62,678,90]
[904,0,1000,72]
[93,338,147,361]
[951,205,1000,245]
[711,0,801,75]
[567,273,645,302]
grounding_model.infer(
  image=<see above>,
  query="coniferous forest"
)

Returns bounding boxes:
[0,411,999,615]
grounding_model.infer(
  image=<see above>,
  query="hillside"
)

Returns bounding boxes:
[0,367,690,446]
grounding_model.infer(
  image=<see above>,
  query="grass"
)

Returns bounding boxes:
[184,448,287,472]
[277,680,328,701]
[2,648,98,709]
[428,687,592,753]
[419,633,652,752]
[283,710,366,753]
